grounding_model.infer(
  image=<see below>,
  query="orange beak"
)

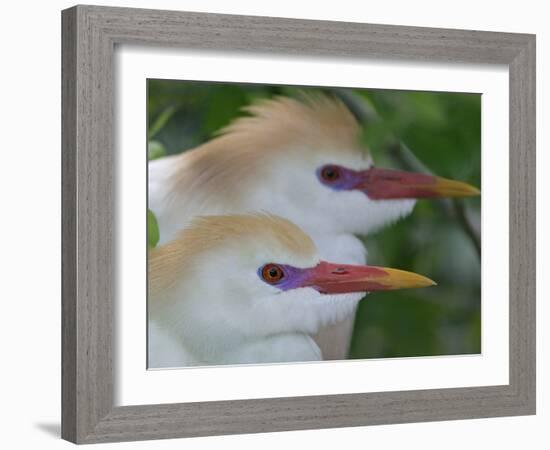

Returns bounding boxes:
[354,168,480,199]
[299,261,436,294]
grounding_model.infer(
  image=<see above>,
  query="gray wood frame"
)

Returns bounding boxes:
[62,4,536,444]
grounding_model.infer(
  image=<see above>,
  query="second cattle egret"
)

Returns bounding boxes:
[148,214,435,367]
[149,94,479,359]
[150,94,479,251]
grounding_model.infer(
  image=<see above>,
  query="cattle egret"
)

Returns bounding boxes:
[148,214,435,367]
[149,94,479,359]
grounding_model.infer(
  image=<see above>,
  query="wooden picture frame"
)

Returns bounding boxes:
[61,5,536,443]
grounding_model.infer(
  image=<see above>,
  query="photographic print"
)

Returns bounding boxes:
[147,81,481,369]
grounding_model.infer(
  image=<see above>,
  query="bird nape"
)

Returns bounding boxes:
[148,92,479,361]
[148,214,435,368]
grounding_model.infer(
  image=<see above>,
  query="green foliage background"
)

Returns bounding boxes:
[147,79,481,359]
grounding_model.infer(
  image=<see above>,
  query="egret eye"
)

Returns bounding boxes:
[320,165,341,182]
[261,263,285,284]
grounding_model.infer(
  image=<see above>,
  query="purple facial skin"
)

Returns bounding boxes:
[257,264,311,291]
[316,165,362,191]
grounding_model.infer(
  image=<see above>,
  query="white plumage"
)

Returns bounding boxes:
[148,214,434,367]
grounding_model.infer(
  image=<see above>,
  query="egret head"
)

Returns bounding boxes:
[169,94,479,238]
[149,214,435,339]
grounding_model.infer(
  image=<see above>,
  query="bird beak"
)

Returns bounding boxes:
[301,261,436,294]
[354,168,480,199]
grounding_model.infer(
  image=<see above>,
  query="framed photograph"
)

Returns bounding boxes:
[62,5,535,444]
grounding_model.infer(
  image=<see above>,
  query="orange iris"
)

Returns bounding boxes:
[261,264,285,284]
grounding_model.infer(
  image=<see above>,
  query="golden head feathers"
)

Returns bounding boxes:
[218,92,362,151]
[149,214,316,295]
[167,93,366,207]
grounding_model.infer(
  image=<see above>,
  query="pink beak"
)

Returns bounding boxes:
[355,168,480,200]
[300,261,436,294]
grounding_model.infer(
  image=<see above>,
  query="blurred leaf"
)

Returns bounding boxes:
[148,209,160,248]
[350,293,443,358]
[148,105,177,139]
[201,87,250,137]
[467,311,482,353]
[148,140,166,160]
[360,120,396,154]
